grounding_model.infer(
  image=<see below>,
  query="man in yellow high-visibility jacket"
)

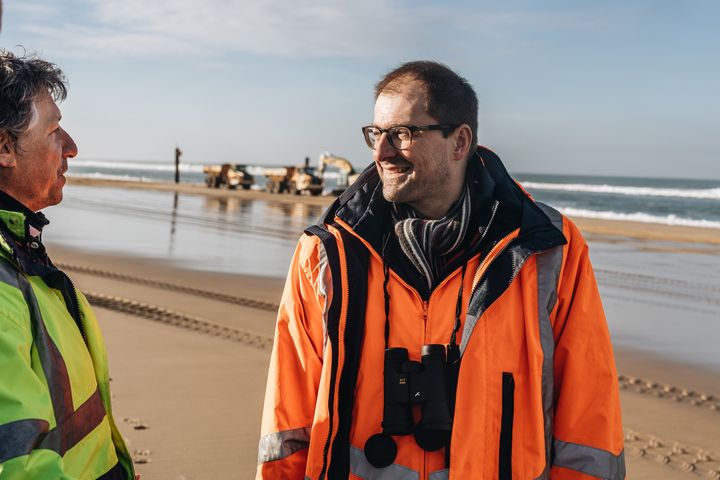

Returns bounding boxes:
[0,50,135,479]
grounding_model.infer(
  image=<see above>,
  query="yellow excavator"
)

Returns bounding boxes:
[317,152,359,194]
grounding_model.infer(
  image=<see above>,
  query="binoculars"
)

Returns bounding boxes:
[364,344,455,468]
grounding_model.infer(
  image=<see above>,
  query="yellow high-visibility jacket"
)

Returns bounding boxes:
[0,208,134,479]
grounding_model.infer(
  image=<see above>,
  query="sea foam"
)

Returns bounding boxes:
[522,182,720,200]
[71,159,205,173]
[559,207,720,229]
[71,172,154,182]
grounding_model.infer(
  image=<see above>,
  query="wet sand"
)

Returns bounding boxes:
[68,176,720,246]
[48,241,720,480]
[67,177,333,207]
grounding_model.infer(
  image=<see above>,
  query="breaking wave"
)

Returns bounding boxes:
[71,159,205,173]
[558,207,720,229]
[69,172,155,182]
[522,182,720,200]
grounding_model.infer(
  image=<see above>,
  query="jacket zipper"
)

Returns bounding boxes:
[469,228,521,295]
[424,451,429,480]
[319,246,350,480]
[67,279,87,343]
[469,225,563,304]
[421,301,429,345]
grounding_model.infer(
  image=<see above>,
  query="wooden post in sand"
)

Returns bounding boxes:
[175,146,182,184]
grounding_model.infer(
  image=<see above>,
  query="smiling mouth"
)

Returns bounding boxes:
[381,162,412,175]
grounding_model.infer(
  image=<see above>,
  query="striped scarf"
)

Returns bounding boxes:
[392,184,473,289]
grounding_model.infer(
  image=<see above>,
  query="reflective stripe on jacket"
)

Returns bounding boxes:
[257,147,625,480]
[0,212,134,479]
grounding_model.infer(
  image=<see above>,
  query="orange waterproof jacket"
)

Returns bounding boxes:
[258,147,624,480]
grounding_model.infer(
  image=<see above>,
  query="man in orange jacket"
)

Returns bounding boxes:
[258,61,625,480]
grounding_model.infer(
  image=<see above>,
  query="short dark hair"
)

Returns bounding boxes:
[0,49,67,153]
[375,60,478,149]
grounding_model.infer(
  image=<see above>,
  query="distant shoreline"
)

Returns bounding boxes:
[67,176,720,246]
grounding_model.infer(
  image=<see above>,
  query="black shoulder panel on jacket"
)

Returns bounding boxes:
[328,229,370,479]
[304,224,371,480]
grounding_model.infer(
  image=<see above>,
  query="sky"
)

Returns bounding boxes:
[2,0,719,179]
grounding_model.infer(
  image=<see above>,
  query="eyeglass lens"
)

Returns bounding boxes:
[366,126,413,150]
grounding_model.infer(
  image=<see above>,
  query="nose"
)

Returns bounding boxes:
[61,128,78,159]
[373,132,397,163]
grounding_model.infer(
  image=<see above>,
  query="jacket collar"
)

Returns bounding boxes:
[0,190,49,242]
[0,190,51,265]
[323,146,559,253]
[317,146,566,296]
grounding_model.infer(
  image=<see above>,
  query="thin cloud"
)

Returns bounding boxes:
[14,0,608,60]
[5,1,59,16]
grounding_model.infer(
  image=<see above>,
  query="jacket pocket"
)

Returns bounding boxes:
[499,372,514,480]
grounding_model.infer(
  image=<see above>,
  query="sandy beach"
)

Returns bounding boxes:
[52,178,720,479]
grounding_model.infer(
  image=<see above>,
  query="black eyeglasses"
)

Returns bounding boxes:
[361,124,459,150]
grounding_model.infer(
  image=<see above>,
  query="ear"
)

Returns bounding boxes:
[451,124,473,162]
[0,133,17,168]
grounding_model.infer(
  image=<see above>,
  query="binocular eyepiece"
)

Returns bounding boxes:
[364,345,454,468]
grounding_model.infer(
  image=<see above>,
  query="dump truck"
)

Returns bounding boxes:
[203,164,254,190]
[264,157,323,196]
[317,152,359,194]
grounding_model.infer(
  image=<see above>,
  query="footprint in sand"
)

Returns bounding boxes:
[133,448,152,464]
[122,417,150,430]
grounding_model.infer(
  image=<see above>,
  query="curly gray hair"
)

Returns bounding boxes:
[0,49,67,153]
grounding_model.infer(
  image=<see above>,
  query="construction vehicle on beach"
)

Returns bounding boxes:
[264,157,323,196]
[317,152,359,194]
[203,164,254,190]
